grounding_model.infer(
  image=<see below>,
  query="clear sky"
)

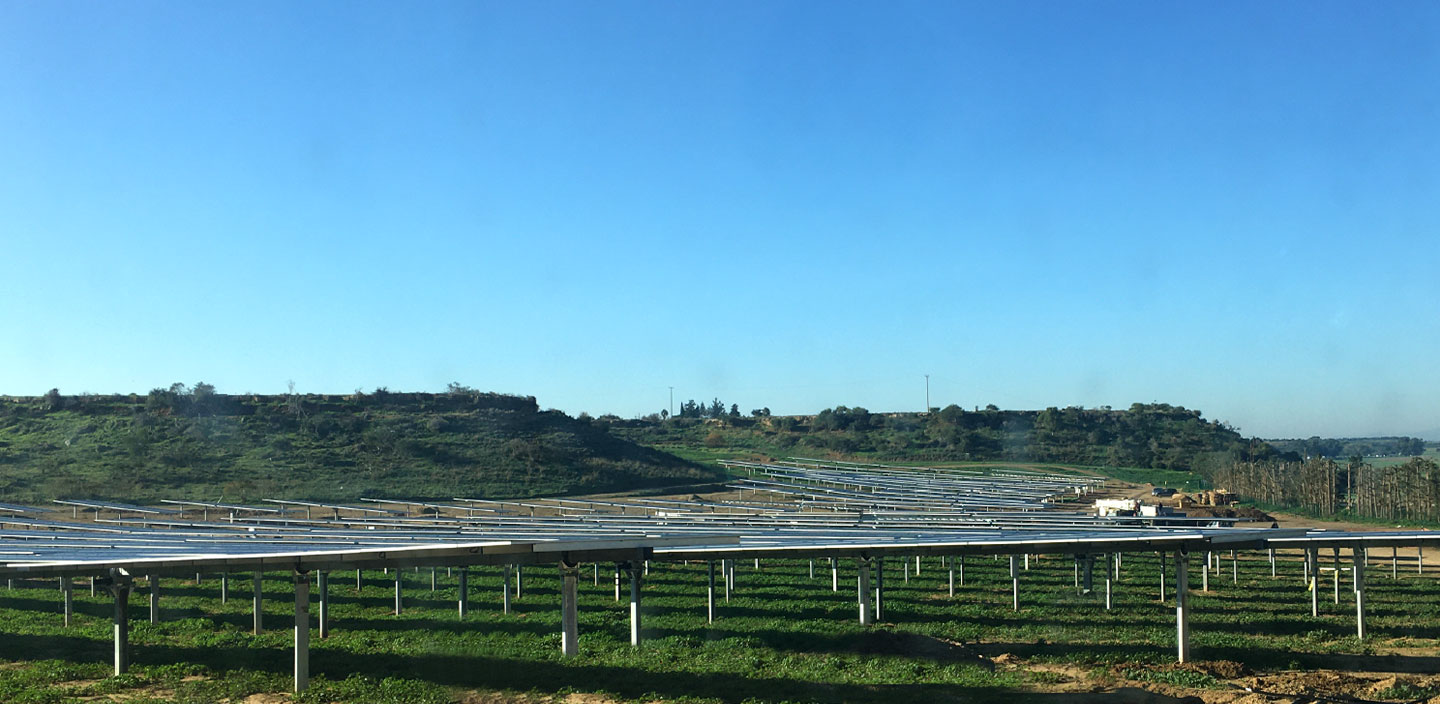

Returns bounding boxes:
[2,2,1437,439]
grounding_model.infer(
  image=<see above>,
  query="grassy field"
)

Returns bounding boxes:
[1,550,1437,703]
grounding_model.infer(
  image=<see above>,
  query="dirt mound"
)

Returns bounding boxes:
[1241,670,1370,699]
[1159,660,1250,680]
[1182,506,1273,522]
[852,630,992,668]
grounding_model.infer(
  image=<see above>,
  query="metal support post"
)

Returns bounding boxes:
[505,565,513,613]
[516,565,523,599]
[457,569,468,620]
[628,563,643,647]
[149,575,159,624]
[253,572,264,634]
[293,571,310,692]
[393,570,403,615]
[831,558,838,592]
[1307,548,1319,618]
[317,572,329,638]
[221,572,228,603]
[1353,547,1367,640]
[1160,552,1167,601]
[560,563,579,657]
[1175,551,1190,663]
[1082,554,1094,593]
[706,561,716,623]
[1232,550,1238,584]
[947,557,955,597]
[1010,555,1019,611]
[874,557,884,621]
[857,558,873,626]
[1202,554,1209,592]
[1333,548,1341,605]
[110,578,133,675]
[1104,554,1113,610]
[62,577,73,627]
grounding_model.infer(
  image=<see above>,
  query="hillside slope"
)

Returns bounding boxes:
[0,389,718,503]
[613,403,1282,472]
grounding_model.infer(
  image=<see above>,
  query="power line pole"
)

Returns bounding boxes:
[924,374,930,412]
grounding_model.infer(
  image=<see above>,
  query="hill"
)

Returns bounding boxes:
[611,402,1282,472]
[0,386,718,503]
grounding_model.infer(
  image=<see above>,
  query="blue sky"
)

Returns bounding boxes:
[2,2,1437,439]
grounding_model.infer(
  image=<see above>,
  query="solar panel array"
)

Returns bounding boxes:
[3,458,1434,690]
[3,459,1434,576]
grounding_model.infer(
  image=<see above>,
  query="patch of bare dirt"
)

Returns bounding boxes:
[240,694,291,704]
[1160,660,1251,680]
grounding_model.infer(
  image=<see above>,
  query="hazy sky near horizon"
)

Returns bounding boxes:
[2,2,1437,439]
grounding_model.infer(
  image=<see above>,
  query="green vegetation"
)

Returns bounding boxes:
[0,386,718,503]
[0,552,1436,702]
[1078,465,1210,492]
[615,403,1281,473]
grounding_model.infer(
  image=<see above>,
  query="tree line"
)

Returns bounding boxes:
[1264,436,1426,459]
[655,398,769,421]
[1209,456,1440,521]
[619,402,1278,472]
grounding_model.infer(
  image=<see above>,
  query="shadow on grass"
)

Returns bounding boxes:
[0,632,1020,704]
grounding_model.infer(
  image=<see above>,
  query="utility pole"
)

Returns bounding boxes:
[668,387,674,417]
[924,374,930,413]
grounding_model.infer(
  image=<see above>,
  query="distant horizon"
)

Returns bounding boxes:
[9,383,1436,442]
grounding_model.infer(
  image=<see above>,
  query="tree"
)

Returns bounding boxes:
[43,388,62,411]
[729,403,740,418]
[191,381,216,415]
[708,398,725,419]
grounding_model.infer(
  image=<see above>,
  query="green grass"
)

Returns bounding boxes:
[1373,681,1438,701]
[0,550,1436,702]
[1079,466,1210,492]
